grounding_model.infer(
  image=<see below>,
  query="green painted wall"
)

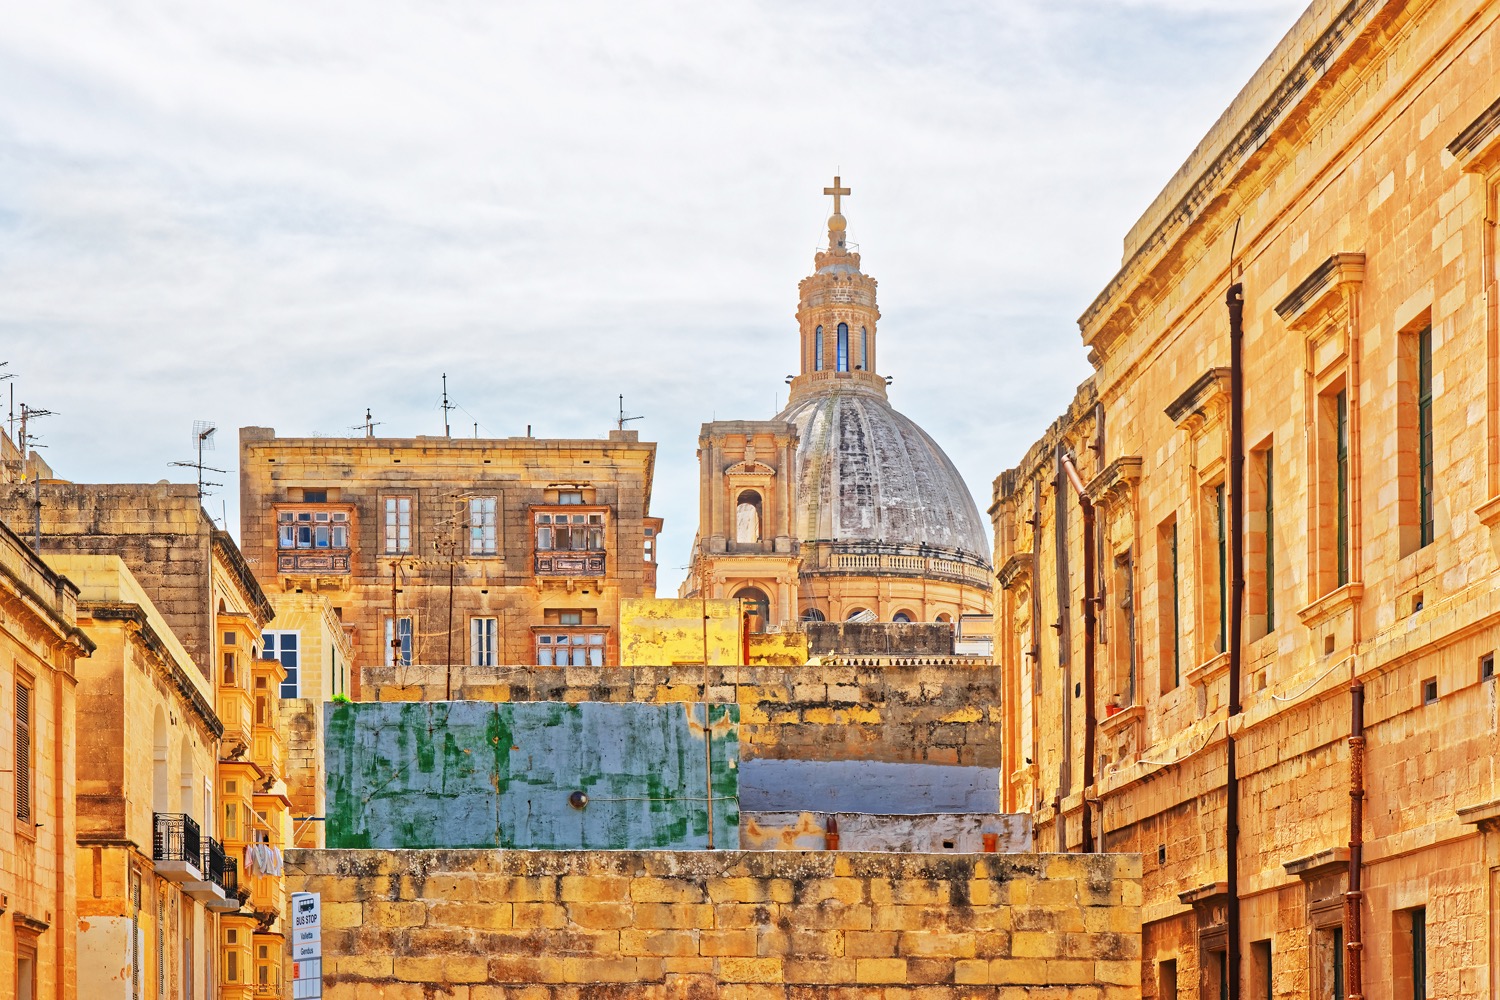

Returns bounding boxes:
[325,700,739,850]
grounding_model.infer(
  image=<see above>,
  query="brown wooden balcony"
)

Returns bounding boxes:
[533,552,607,577]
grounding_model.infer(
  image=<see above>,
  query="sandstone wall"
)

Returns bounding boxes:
[288,848,1141,997]
[360,662,1001,767]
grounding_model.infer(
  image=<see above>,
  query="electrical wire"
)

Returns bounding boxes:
[1136,720,1223,768]
[1270,654,1353,702]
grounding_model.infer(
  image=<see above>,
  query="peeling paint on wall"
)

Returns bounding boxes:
[325,701,739,850]
[739,811,1030,852]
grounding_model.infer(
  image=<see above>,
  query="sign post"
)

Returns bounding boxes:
[290,891,322,999]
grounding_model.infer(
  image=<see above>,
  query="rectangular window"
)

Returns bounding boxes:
[276,509,349,549]
[1336,389,1349,586]
[1214,483,1227,654]
[1411,907,1427,1000]
[385,617,413,666]
[262,631,301,698]
[15,678,31,823]
[469,496,498,555]
[814,327,824,371]
[1318,925,1346,1000]
[836,323,849,371]
[384,496,413,554]
[1158,517,1180,693]
[1261,445,1276,633]
[557,490,584,505]
[534,512,606,551]
[861,327,868,370]
[644,526,656,563]
[1251,939,1272,1000]
[471,617,497,667]
[1417,327,1434,548]
[1111,549,1137,707]
[1158,959,1177,1000]
[535,632,606,666]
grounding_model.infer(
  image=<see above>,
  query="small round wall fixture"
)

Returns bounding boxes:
[568,790,588,810]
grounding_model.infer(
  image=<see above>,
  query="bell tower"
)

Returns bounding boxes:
[787,175,886,406]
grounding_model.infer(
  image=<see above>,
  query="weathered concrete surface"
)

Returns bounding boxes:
[739,759,1000,814]
[325,701,739,850]
[741,812,1031,853]
[287,848,1142,995]
[804,621,954,656]
[361,661,1002,767]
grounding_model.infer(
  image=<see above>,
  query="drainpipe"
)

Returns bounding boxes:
[1347,677,1365,1000]
[1226,282,1246,999]
[1028,479,1043,823]
[1059,453,1097,853]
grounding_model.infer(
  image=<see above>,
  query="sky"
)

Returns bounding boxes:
[0,0,1306,592]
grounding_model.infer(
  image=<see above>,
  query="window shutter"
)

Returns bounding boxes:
[15,681,31,823]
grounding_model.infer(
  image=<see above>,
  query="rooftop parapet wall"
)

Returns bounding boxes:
[287,848,1142,996]
[360,661,1002,767]
[325,700,739,850]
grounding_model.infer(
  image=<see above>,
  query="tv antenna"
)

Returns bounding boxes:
[617,395,644,432]
[169,420,227,500]
[17,402,53,458]
[441,374,456,439]
[351,408,383,438]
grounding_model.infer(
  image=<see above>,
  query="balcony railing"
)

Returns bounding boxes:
[153,813,203,883]
[276,550,351,574]
[534,552,606,577]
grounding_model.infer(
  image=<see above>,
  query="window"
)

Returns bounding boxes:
[643,526,656,563]
[1211,483,1227,654]
[302,489,328,503]
[263,631,300,698]
[222,651,235,685]
[17,944,35,1000]
[1158,517,1180,692]
[557,490,584,505]
[1251,940,1272,1000]
[1417,327,1434,548]
[276,508,348,549]
[535,511,605,551]
[1111,548,1138,707]
[814,326,824,371]
[385,617,413,666]
[860,327,868,370]
[1483,653,1495,681]
[736,587,771,629]
[801,607,826,622]
[15,678,31,823]
[471,618,497,667]
[837,322,849,371]
[384,496,413,554]
[1158,959,1177,1000]
[223,799,239,842]
[1206,949,1227,1000]
[558,611,583,625]
[1317,926,1345,1000]
[1248,442,1275,637]
[1316,386,1350,593]
[536,631,605,666]
[1391,907,1428,1000]
[892,610,914,623]
[735,491,762,544]
[469,496,498,555]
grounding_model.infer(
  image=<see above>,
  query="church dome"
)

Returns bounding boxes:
[777,385,991,567]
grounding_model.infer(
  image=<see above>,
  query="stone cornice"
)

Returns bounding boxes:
[1448,95,1500,172]
[1274,252,1365,327]
[1084,456,1143,511]
[1080,0,1383,353]
[84,602,224,741]
[213,529,275,625]
[997,553,1032,592]
[1164,368,1231,427]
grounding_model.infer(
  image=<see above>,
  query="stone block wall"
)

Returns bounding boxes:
[287,848,1141,997]
[361,662,1002,767]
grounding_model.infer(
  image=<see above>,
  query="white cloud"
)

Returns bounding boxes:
[0,0,1305,590]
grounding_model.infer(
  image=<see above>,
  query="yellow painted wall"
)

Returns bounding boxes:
[619,597,806,666]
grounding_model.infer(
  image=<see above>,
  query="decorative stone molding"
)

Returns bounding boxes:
[1085,456,1143,512]
[1164,368,1231,429]
[1284,847,1350,880]
[1296,582,1363,630]
[997,553,1032,592]
[1274,252,1365,331]
[1449,95,1500,173]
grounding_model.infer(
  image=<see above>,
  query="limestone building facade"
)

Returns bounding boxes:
[993,1,1500,996]
[684,182,993,626]
[238,427,662,685]
[0,517,91,1000]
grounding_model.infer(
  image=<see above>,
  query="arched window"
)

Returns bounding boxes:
[801,607,826,622]
[936,612,953,624]
[892,610,914,624]
[845,607,874,622]
[814,326,824,371]
[837,323,849,371]
[861,327,868,370]
[735,490,762,544]
[735,587,771,632]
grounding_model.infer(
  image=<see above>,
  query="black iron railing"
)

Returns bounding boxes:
[203,837,228,889]
[152,812,201,866]
[218,856,239,897]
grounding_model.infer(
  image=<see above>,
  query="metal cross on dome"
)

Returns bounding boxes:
[824,175,851,215]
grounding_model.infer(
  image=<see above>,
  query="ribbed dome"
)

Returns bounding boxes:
[777,386,991,566]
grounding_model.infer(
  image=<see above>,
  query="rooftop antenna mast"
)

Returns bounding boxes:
[169,421,227,501]
[17,402,54,551]
[350,408,383,438]
[1,362,15,444]
[441,374,456,439]
[617,394,644,432]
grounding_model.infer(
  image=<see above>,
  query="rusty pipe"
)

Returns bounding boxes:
[1060,452,1098,853]
[1226,281,1245,998]
[1347,678,1365,999]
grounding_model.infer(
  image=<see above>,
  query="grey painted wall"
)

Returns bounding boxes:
[738,759,1000,814]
